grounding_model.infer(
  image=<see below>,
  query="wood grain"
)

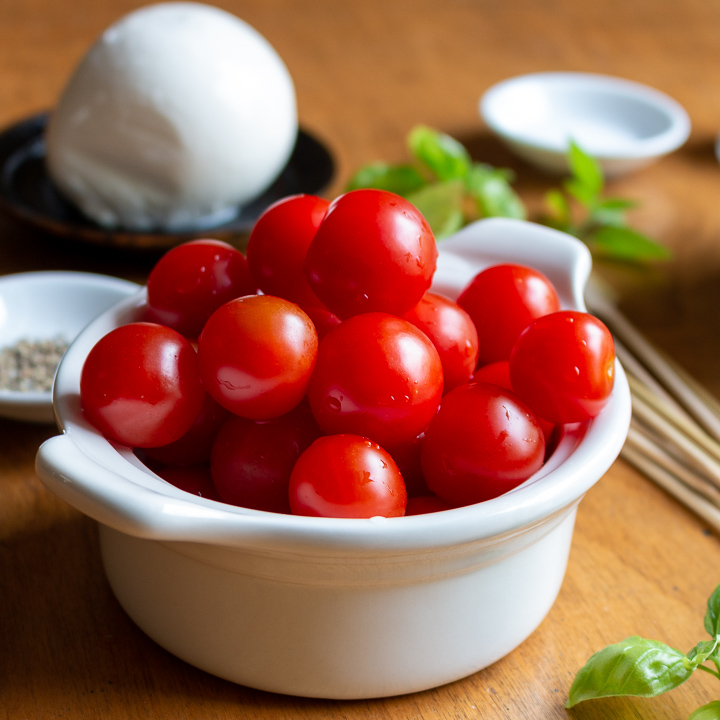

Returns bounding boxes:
[2,0,720,717]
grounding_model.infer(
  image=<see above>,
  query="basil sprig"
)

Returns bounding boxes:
[346,126,669,262]
[566,582,720,718]
[346,125,525,240]
[542,140,671,262]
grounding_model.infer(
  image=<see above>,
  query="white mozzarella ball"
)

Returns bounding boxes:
[46,2,298,231]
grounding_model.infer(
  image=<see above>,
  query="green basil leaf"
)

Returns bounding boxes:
[544,188,571,227]
[408,126,472,182]
[564,177,598,207]
[406,180,466,240]
[689,701,720,720]
[589,226,672,262]
[345,162,427,195]
[466,165,526,220]
[598,197,639,211]
[704,584,720,637]
[591,197,638,227]
[566,636,693,708]
[567,140,604,199]
[591,207,627,228]
[686,638,719,667]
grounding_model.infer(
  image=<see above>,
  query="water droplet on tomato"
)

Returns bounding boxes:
[326,397,342,413]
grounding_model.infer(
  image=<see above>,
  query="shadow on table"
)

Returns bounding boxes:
[0,512,464,718]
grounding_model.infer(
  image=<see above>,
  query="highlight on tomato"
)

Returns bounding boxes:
[509,310,615,424]
[307,312,444,449]
[304,188,438,319]
[403,292,479,393]
[288,434,407,518]
[197,294,318,420]
[80,322,206,448]
[457,263,560,365]
[146,238,256,338]
[421,382,546,507]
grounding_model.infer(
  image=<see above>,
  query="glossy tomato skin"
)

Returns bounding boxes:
[304,189,438,319]
[385,432,428,497]
[470,360,556,449]
[404,494,453,515]
[210,404,321,513]
[141,393,230,466]
[301,303,342,340]
[307,312,444,449]
[470,359,513,388]
[403,292,479,392]
[509,310,615,423]
[197,295,318,420]
[457,263,561,365]
[421,382,546,507]
[288,434,407,518]
[146,239,256,338]
[246,194,330,308]
[80,322,205,448]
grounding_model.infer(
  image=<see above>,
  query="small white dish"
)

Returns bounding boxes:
[0,271,139,423]
[36,219,631,699]
[480,72,691,177]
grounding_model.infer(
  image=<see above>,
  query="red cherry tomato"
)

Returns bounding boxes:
[210,404,321,513]
[141,393,229,466]
[509,310,615,423]
[304,189,438,318]
[246,194,330,308]
[421,383,546,507]
[457,263,560,365]
[302,303,342,340]
[470,360,513,388]
[385,433,428,498]
[470,359,556,449]
[80,322,205,448]
[307,312,444,448]
[146,239,256,338]
[404,495,453,515]
[288,434,407,518]
[156,465,221,501]
[197,295,318,420]
[403,292,479,392]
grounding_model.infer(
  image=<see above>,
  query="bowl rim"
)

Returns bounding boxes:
[37,218,632,554]
[480,71,691,160]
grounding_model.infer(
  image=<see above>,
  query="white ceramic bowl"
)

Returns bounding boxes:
[0,271,138,422]
[480,72,691,177]
[35,218,631,699]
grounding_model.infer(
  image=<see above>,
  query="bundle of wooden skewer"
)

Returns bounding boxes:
[585,277,720,532]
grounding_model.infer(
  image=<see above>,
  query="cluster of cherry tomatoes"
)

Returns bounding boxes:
[79,189,616,518]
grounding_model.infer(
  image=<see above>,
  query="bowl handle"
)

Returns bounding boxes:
[35,433,270,547]
[439,217,592,311]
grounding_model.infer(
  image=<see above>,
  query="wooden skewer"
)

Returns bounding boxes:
[585,279,720,444]
[627,374,720,465]
[584,273,720,530]
[629,392,720,487]
[614,339,693,423]
[625,425,720,507]
[621,442,720,534]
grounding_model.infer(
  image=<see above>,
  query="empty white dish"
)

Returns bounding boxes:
[0,271,139,422]
[480,72,691,177]
[35,218,632,699]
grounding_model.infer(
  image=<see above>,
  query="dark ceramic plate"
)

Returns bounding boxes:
[0,113,335,251]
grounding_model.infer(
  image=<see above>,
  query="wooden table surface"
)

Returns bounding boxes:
[3,1,720,717]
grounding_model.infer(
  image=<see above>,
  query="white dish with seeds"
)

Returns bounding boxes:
[0,271,139,423]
